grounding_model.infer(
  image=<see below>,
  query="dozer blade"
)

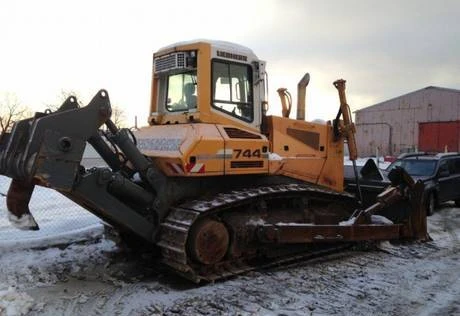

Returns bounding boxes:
[257,167,429,244]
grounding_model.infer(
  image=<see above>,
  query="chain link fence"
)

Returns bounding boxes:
[0,148,112,249]
[0,174,103,250]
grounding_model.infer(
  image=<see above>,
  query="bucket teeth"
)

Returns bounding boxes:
[6,179,39,231]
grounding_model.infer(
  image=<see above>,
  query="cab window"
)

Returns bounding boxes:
[212,60,253,122]
[166,72,197,112]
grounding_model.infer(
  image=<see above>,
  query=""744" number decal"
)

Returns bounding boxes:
[233,149,261,159]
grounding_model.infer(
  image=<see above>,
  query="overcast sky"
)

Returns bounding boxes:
[0,0,459,126]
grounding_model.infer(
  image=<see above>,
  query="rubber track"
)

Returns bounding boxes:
[157,183,355,283]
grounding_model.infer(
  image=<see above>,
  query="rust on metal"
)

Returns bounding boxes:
[6,179,35,218]
[257,224,403,243]
[187,219,229,265]
[406,180,430,240]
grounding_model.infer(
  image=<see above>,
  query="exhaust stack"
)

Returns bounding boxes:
[296,73,310,121]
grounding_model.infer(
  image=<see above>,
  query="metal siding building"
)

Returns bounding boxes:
[355,86,460,156]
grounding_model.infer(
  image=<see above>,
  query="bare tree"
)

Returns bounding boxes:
[46,90,127,129]
[45,89,83,112]
[49,90,126,125]
[111,105,127,128]
[0,93,31,137]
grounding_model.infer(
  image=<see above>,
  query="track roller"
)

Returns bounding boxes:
[187,219,229,265]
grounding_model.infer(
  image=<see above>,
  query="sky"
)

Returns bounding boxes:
[0,0,459,126]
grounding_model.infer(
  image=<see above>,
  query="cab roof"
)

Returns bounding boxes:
[157,39,259,59]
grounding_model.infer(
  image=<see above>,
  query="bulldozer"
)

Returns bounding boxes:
[0,40,428,282]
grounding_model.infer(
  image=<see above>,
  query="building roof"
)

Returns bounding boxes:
[355,86,460,113]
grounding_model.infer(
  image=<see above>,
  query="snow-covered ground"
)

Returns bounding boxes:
[1,181,459,315]
[0,176,102,250]
[0,206,458,315]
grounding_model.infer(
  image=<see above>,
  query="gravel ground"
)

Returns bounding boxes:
[0,205,459,316]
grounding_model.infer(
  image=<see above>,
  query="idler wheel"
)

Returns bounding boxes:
[188,219,229,265]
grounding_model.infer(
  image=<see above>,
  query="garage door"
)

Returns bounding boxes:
[418,121,460,152]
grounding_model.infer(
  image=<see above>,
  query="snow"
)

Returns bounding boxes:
[275,222,314,226]
[339,216,357,226]
[246,218,266,226]
[0,288,35,316]
[7,213,39,231]
[268,152,283,161]
[0,224,103,251]
[344,156,391,169]
[340,215,393,225]
[370,214,394,225]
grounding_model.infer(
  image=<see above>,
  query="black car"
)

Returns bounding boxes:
[344,152,460,215]
[384,152,460,214]
[344,159,390,208]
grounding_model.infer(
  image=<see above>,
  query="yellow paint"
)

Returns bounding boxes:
[266,116,344,191]
[134,123,269,177]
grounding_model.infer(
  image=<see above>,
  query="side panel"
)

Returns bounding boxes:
[135,124,225,177]
[135,123,269,177]
[185,124,226,176]
[317,127,345,191]
[268,116,328,158]
[266,116,344,191]
[216,126,269,175]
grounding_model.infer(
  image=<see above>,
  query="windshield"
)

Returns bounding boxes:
[166,72,197,112]
[386,159,437,176]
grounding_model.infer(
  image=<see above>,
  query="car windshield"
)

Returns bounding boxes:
[386,159,437,176]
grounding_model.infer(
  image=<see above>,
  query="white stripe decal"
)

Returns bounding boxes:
[217,149,233,155]
[171,163,184,174]
[190,163,204,173]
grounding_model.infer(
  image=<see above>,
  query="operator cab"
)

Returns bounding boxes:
[148,40,267,132]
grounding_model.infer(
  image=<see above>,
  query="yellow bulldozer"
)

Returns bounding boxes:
[0,40,428,282]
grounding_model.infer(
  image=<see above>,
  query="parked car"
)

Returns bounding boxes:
[344,152,460,215]
[384,152,460,214]
[344,159,390,208]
